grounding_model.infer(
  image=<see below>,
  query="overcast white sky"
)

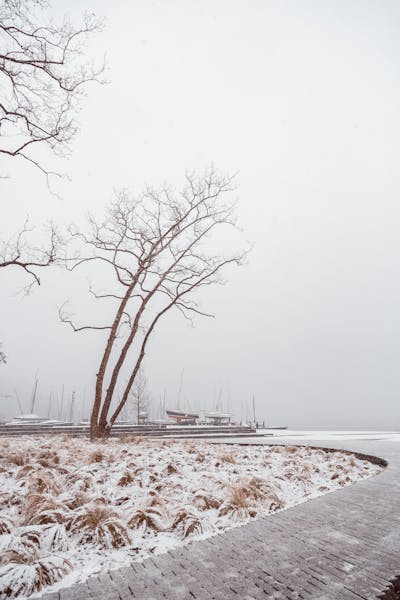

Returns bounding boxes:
[1,0,400,428]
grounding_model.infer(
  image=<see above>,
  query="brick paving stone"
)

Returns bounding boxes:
[127,583,147,599]
[58,589,74,600]
[109,569,136,599]
[69,582,94,599]
[86,576,119,600]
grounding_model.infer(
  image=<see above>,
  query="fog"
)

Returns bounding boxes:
[1,0,400,429]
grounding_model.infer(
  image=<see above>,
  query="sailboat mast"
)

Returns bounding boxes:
[59,384,64,420]
[177,369,184,410]
[69,391,75,423]
[30,376,39,414]
[47,392,52,419]
[14,389,23,415]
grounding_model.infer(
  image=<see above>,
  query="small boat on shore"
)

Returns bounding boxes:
[5,414,72,426]
[166,409,199,425]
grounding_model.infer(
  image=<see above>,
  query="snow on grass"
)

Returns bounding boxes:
[0,436,382,598]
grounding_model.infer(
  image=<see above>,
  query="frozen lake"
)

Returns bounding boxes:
[209,429,400,444]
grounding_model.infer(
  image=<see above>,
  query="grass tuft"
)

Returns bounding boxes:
[71,504,131,548]
[0,549,72,598]
[128,506,165,532]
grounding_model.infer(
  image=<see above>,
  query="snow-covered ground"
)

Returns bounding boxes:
[0,436,383,598]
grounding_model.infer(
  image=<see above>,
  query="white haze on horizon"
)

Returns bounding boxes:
[1,0,400,430]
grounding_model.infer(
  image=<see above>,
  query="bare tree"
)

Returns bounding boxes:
[0,0,105,179]
[0,343,6,364]
[61,169,247,439]
[126,369,151,424]
[0,218,61,292]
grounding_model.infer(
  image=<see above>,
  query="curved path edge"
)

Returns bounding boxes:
[39,439,400,600]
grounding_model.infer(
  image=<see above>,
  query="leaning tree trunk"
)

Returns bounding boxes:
[90,284,136,440]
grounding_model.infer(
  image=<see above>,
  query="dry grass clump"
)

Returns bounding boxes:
[218,484,257,520]
[24,469,63,495]
[86,449,104,464]
[0,491,22,510]
[70,504,131,548]
[0,515,13,535]
[114,494,131,507]
[247,477,285,511]
[219,483,257,519]
[164,463,178,475]
[118,471,134,487]
[41,525,70,552]
[66,473,94,494]
[147,491,166,507]
[160,440,174,448]
[0,549,72,598]
[284,446,299,455]
[4,453,28,467]
[128,507,165,532]
[219,453,236,464]
[171,508,203,539]
[62,491,90,511]
[24,496,71,527]
[15,465,35,480]
[118,435,147,445]
[192,491,223,511]
[3,452,27,467]
[36,450,60,468]
[299,463,314,476]
[9,525,69,555]
[230,484,253,506]
[24,524,70,552]
[184,443,197,454]
[13,528,42,554]
[218,476,284,520]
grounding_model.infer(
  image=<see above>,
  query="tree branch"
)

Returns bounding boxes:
[58,302,112,332]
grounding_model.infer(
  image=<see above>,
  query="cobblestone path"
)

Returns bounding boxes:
[40,440,400,600]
